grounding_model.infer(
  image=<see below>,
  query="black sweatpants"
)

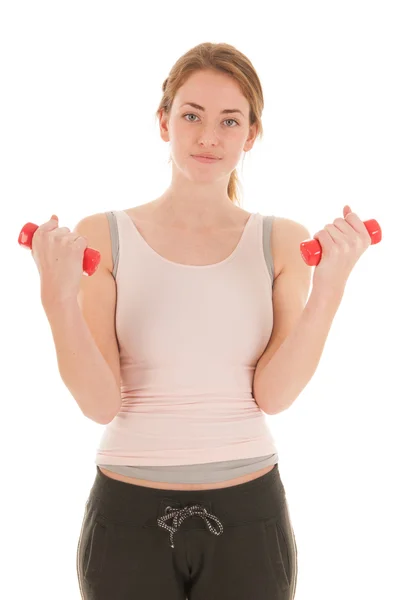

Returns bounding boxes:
[76,463,298,599]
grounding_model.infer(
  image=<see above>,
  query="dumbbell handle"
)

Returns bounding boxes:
[300,218,382,266]
[18,222,101,276]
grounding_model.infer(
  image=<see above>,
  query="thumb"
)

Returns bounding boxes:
[50,214,58,222]
[343,205,352,218]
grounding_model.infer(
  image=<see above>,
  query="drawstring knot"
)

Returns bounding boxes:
[157,503,224,548]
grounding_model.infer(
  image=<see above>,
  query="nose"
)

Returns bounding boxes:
[198,124,219,146]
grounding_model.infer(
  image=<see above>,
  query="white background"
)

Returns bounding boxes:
[1,1,398,598]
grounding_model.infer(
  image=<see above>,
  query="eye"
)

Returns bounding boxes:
[183,113,239,127]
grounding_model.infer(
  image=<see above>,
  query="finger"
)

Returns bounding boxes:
[313,229,335,248]
[50,227,71,237]
[342,210,371,241]
[332,217,358,237]
[43,215,59,228]
[323,223,349,244]
[66,231,88,245]
[72,235,88,246]
[343,205,352,218]
[36,217,60,234]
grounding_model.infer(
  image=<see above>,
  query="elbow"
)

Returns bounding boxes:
[98,406,120,424]
[254,391,275,416]
[254,390,286,416]
[253,378,275,416]
[102,399,122,424]
[87,395,122,425]
[265,405,287,416]
[83,406,120,425]
[83,411,112,425]
[84,413,116,425]
[98,413,115,425]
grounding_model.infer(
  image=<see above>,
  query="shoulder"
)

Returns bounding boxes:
[271,216,311,252]
[268,216,311,280]
[73,211,114,274]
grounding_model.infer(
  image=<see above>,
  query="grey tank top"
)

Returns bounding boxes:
[96,212,279,483]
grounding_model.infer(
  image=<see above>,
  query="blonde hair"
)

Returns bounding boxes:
[155,42,264,207]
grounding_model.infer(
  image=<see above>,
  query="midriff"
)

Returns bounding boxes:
[98,463,275,490]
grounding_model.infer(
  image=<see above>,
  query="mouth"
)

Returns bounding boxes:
[192,155,220,163]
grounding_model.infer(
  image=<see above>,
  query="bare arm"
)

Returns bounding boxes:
[254,286,343,415]
[45,299,121,424]
[253,206,371,415]
[42,212,122,424]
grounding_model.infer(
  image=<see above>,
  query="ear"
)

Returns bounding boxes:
[243,123,258,152]
[159,108,170,142]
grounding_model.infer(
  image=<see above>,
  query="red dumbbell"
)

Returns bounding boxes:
[300,218,382,266]
[18,222,101,276]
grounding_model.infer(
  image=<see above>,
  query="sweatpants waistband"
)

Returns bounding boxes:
[87,463,286,532]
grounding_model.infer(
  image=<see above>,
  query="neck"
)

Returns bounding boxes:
[151,193,239,229]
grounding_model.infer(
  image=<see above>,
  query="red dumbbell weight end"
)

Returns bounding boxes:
[18,222,101,276]
[300,218,382,266]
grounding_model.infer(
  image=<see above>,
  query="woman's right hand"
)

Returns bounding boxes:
[31,214,89,312]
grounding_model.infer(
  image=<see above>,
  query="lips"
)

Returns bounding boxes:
[192,155,220,163]
[193,154,219,159]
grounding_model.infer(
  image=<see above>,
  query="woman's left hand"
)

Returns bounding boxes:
[311,205,372,295]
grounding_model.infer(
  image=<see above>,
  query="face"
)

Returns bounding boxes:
[159,69,257,183]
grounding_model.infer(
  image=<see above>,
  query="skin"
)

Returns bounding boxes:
[154,69,259,230]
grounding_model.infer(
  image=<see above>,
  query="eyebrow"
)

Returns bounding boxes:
[180,102,245,117]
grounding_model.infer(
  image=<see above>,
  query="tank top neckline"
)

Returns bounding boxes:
[119,210,259,269]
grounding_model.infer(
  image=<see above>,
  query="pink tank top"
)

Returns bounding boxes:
[95,209,279,483]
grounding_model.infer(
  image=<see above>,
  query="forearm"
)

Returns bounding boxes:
[44,300,121,424]
[254,287,344,415]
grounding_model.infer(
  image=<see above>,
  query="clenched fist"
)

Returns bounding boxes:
[311,205,372,294]
[31,215,88,311]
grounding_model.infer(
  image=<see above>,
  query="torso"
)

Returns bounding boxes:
[98,198,284,491]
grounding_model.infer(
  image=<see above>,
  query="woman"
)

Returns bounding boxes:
[33,43,371,600]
